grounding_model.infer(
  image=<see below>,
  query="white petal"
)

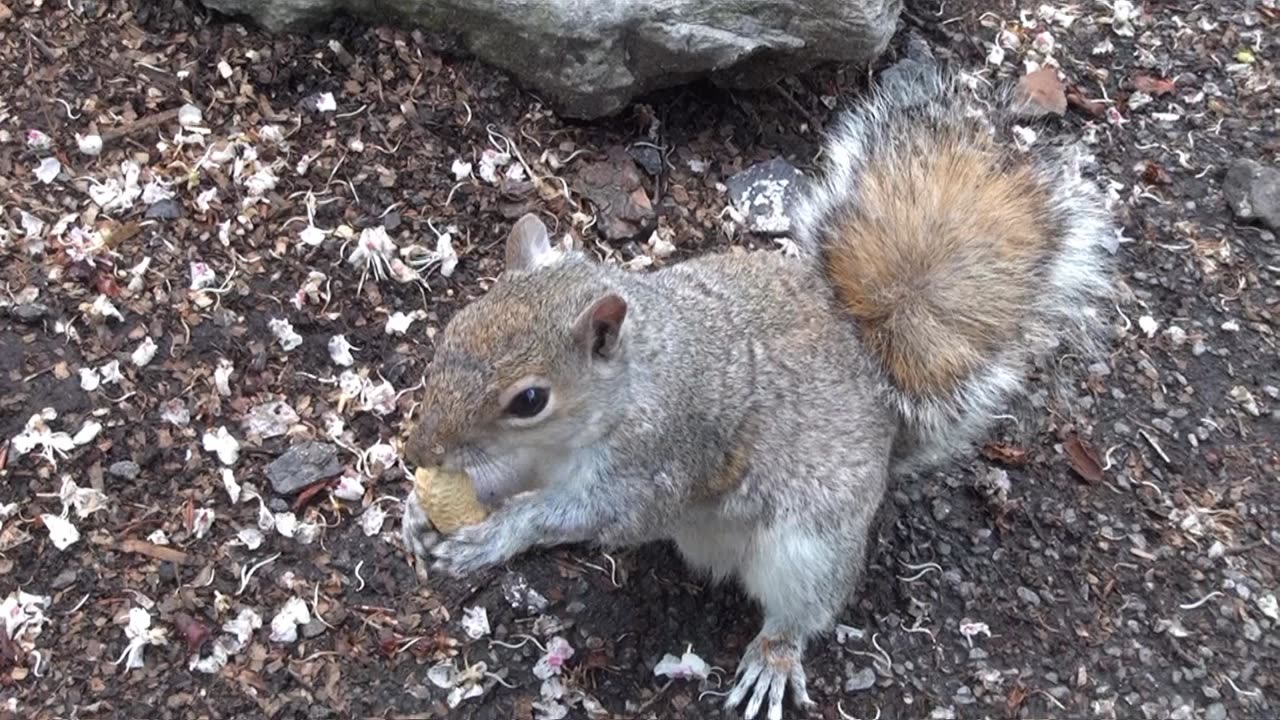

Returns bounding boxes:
[41,514,80,550]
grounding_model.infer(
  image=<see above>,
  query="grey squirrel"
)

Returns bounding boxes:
[399,66,1115,719]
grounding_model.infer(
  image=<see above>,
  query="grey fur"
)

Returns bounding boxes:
[401,64,1115,720]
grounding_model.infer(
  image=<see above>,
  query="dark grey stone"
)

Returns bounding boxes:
[266,441,343,495]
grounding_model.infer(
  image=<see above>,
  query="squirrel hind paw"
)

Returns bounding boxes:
[724,635,814,720]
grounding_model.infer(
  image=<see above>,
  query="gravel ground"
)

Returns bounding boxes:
[1,1,1276,719]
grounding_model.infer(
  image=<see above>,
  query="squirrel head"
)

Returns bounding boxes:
[404,213,631,503]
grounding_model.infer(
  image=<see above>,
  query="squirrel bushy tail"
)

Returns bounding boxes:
[794,67,1116,473]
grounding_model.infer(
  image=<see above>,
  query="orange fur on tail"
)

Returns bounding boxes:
[823,131,1055,402]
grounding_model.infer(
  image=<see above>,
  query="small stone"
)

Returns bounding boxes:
[1204,703,1227,720]
[301,618,327,639]
[572,147,656,242]
[1223,159,1280,229]
[145,199,182,220]
[845,666,876,692]
[11,303,50,324]
[107,460,141,481]
[500,572,549,616]
[1017,586,1041,607]
[628,144,663,177]
[930,498,952,522]
[726,158,807,236]
[266,442,343,495]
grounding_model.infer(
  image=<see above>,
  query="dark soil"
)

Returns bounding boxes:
[1,1,1276,719]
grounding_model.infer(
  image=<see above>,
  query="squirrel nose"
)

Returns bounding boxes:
[404,408,448,468]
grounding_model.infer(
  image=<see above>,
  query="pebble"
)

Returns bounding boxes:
[1017,586,1041,607]
[1204,703,1227,720]
[726,158,807,236]
[845,666,876,692]
[107,460,141,481]
[1223,158,1280,230]
[145,199,182,220]
[11,302,50,324]
[266,442,342,495]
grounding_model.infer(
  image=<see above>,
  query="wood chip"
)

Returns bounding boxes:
[117,538,190,565]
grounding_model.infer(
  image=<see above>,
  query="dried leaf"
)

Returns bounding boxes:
[1133,74,1175,96]
[1013,68,1067,117]
[1064,434,1103,484]
[982,443,1029,466]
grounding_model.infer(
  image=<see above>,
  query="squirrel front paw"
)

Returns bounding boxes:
[429,516,518,577]
[400,491,441,563]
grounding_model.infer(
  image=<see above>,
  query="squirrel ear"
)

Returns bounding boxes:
[505,213,558,272]
[574,293,627,359]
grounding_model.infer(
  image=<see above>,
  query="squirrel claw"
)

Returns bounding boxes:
[724,634,813,720]
[428,518,511,577]
[400,492,440,563]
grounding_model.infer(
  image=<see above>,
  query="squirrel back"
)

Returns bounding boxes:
[795,68,1116,472]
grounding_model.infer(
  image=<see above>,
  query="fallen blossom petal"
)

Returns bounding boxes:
[328,335,355,367]
[192,508,215,539]
[236,526,264,550]
[461,606,491,640]
[653,649,711,680]
[77,133,103,156]
[268,597,311,644]
[359,505,386,536]
[34,157,61,184]
[268,318,303,352]
[131,337,158,367]
[41,514,80,550]
[201,427,240,466]
[332,474,365,502]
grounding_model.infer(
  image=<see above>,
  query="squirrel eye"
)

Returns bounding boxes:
[505,387,550,419]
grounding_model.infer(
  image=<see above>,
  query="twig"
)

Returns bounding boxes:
[102,108,181,142]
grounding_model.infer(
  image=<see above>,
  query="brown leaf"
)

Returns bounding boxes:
[1140,160,1172,185]
[1013,68,1067,117]
[1133,74,1176,96]
[174,612,211,654]
[1064,433,1103,484]
[981,443,1029,466]
[1005,685,1029,717]
[1066,89,1107,118]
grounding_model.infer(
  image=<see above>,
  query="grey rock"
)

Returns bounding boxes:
[266,441,343,495]
[726,158,808,236]
[628,144,663,178]
[243,400,300,440]
[107,460,141,481]
[1205,703,1227,720]
[500,572,549,615]
[196,0,901,120]
[573,147,656,241]
[11,302,50,324]
[1017,586,1041,607]
[144,199,182,220]
[1224,159,1280,229]
[302,617,327,638]
[845,666,876,692]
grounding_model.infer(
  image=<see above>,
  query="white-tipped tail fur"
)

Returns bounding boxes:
[794,67,1116,474]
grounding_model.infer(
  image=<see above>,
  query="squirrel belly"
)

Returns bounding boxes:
[794,68,1116,474]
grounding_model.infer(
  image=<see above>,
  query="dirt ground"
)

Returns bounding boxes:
[1,0,1277,719]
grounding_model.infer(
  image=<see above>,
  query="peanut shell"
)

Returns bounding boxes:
[414,466,488,534]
